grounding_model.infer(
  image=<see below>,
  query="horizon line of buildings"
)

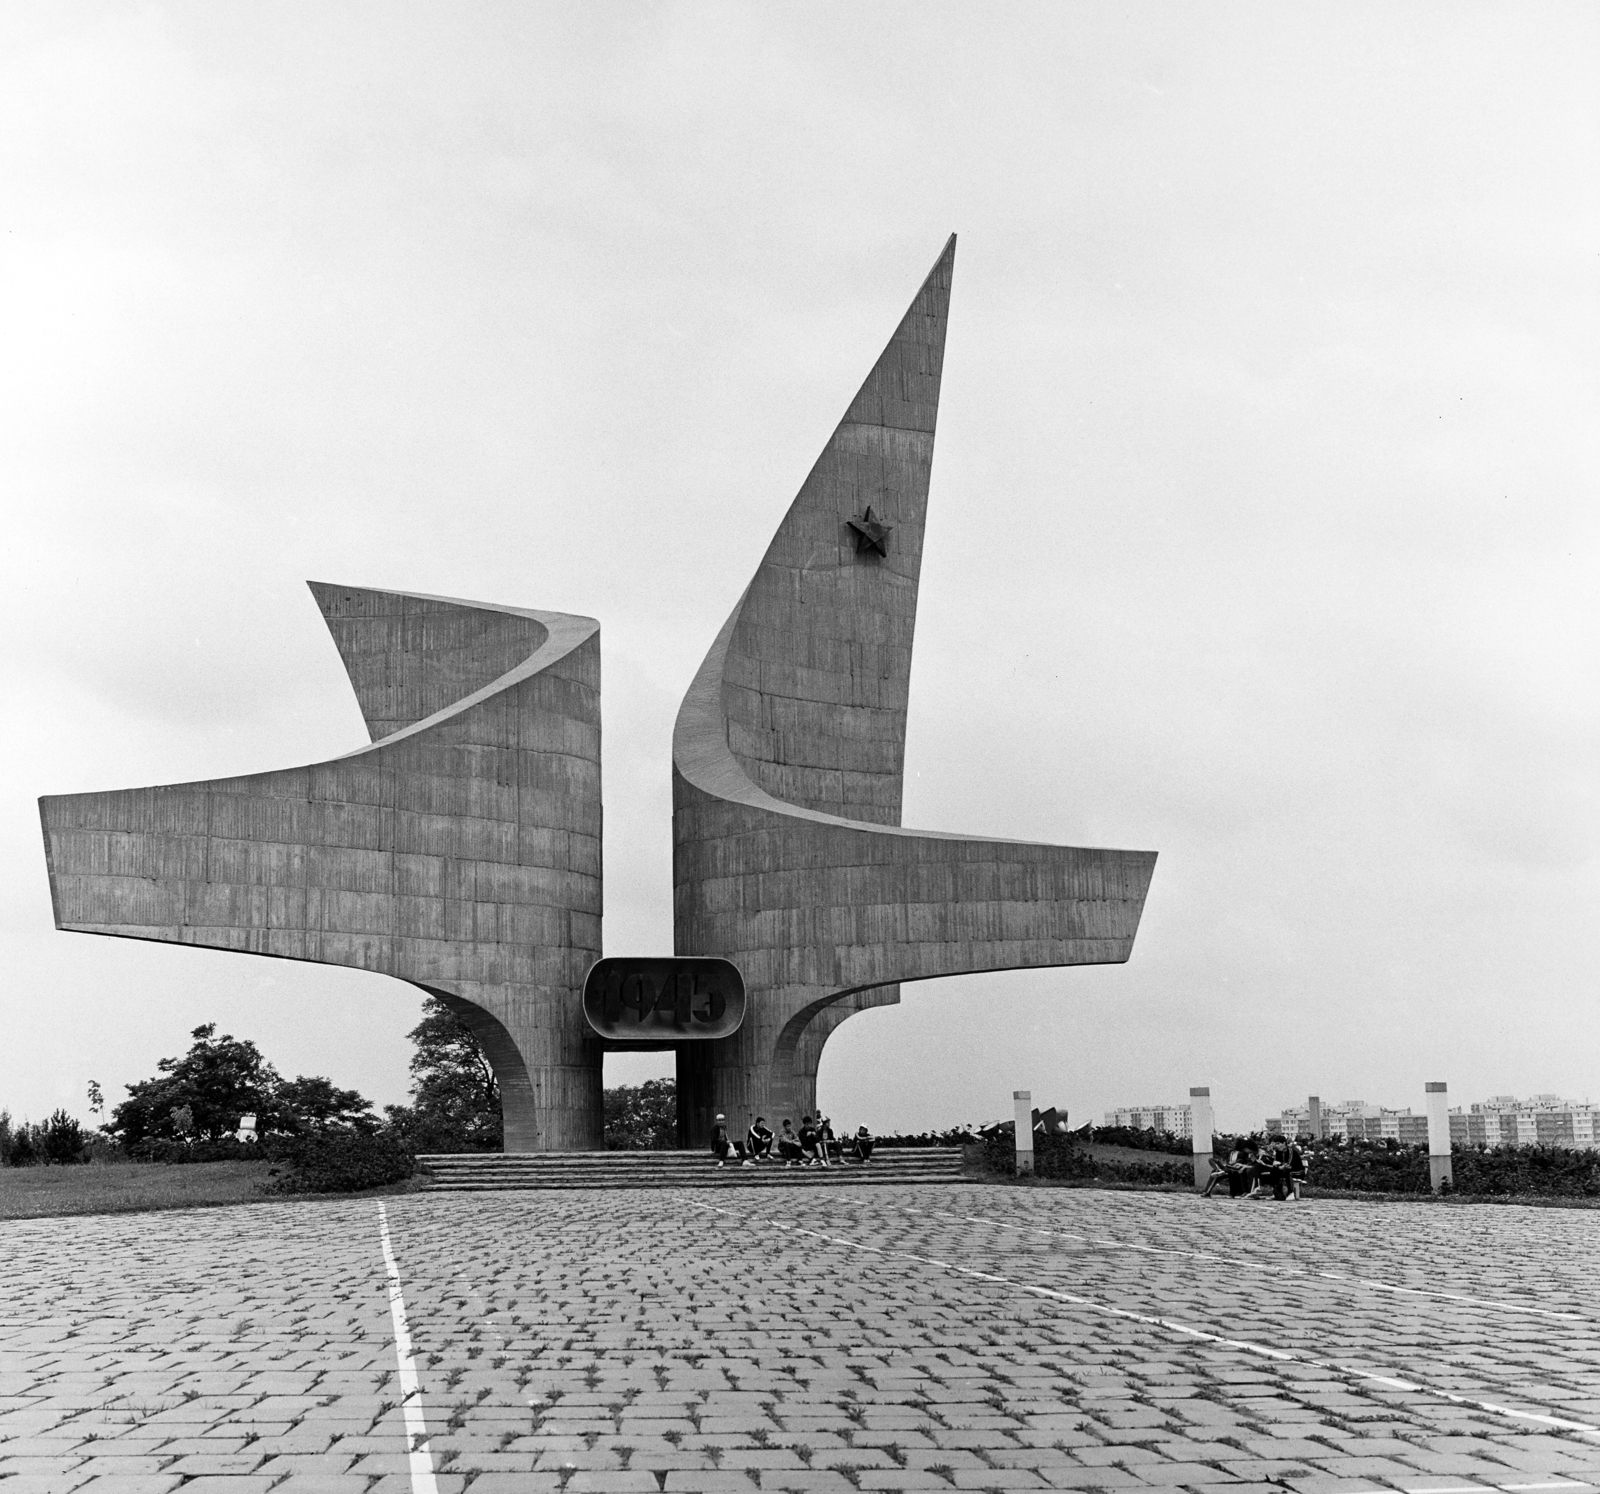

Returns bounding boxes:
[1269,1094,1600,1150]
[1105,1094,1599,1150]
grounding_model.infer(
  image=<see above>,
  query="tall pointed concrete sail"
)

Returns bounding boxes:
[723,234,952,825]
[40,585,603,1151]
[673,237,1157,1139]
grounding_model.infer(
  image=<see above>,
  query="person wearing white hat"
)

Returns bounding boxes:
[711,1113,737,1167]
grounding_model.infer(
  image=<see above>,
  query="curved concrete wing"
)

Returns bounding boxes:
[40,584,603,1150]
[672,237,1157,1139]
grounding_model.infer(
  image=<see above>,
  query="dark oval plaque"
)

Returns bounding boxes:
[582,957,746,1041]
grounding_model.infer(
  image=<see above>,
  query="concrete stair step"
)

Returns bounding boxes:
[415,1147,970,1191]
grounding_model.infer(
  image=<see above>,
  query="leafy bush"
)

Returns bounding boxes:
[1452,1144,1600,1196]
[874,1127,979,1148]
[1302,1139,1600,1197]
[264,1130,415,1194]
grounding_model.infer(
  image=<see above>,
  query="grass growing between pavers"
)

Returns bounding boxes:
[0,1160,425,1219]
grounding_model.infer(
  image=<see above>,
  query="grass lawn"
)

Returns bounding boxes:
[0,1160,302,1220]
[1,1158,430,1220]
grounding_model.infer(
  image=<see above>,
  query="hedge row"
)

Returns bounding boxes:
[979,1131,1192,1186]
[979,1132,1600,1198]
[263,1130,415,1194]
[1305,1142,1600,1196]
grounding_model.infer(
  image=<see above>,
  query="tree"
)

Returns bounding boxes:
[8,1121,37,1167]
[604,1079,677,1151]
[107,1024,283,1146]
[41,1109,85,1165]
[276,1075,376,1134]
[384,997,502,1152]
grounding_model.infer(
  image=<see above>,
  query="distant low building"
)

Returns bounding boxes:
[1103,1104,1193,1138]
[1267,1093,1599,1149]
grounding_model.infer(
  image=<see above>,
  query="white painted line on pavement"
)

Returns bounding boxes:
[1310,1484,1593,1494]
[378,1202,440,1494]
[696,1201,1600,1448]
[900,1205,1585,1322]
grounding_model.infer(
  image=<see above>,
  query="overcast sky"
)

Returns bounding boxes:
[3,3,1596,1138]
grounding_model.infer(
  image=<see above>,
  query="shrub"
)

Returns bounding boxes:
[265,1129,415,1195]
[978,1130,1191,1185]
[1452,1144,1600,1197]
[1301,1139,1600,1197]
[873,1127,979,1148]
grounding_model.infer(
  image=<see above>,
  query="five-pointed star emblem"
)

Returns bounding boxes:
[846,506,892,558]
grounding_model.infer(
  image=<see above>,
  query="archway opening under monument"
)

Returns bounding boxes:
[600,1046,675,1151]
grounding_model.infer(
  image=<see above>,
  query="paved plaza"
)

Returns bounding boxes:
[3,1184,1599,1494]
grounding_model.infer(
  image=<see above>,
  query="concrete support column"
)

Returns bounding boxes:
[1425,1081,1453,1193]
[1014,1090,1034,1176]
[1190,1086,1214,1190]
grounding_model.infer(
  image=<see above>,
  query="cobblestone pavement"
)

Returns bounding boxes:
[3,1184,1599,1493]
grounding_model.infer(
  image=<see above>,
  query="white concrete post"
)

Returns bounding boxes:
[1189,1086,1214,1190]
[1425,1081,1453,1192]
[1013,1090,1034,1176]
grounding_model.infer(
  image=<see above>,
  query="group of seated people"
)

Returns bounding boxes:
[710,1113,875,1168]
[1202,1135,1308,1200]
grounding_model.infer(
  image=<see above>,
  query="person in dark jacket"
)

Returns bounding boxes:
[747,1116,774,1160]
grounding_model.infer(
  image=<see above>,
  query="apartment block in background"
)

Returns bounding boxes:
[1448,1095,1600,1150]
[1103,1104,1193,1139]
[1270,1092,1599,1149]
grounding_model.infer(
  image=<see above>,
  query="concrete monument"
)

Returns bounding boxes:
[41,235,1156,1152]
